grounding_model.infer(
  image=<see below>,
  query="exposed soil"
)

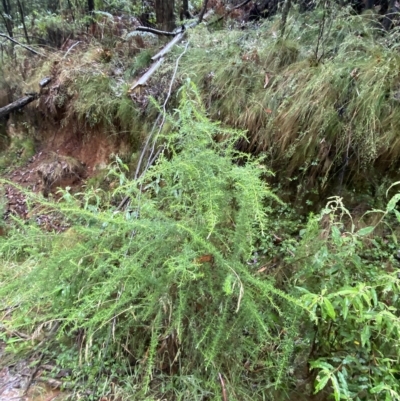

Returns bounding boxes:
[2,120,130,225]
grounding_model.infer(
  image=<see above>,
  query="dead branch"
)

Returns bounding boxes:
[0,94,38,118]
[219,372,228,401]
[129,57,165,92]
[39,77,52,88]
[0,33,46,57]
[136,26,176,37]
[151,31,186,61]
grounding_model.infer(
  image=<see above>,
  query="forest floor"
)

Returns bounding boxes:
[0,342,69,401]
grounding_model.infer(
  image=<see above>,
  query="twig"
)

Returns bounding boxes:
[0,33,46,57]
[117,41,190,212]
[63,41,81,59]
[144,40,190,175]
[218,372,228,401]
[136,26,176,36]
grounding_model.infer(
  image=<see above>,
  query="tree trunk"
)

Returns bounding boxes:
[88,0,95,13]
[155,0,175,32]
[181,0,190,19]
[16,0,30,44]
[1,0,13,37]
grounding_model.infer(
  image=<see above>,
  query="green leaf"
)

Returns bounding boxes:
[394,210,400,224]
[315,373,330,393]
[310,360,334,371]
[386,193,400,212]
[357,226,375,236]
[323,298,336,320]
[331,226,342,245]
[370,383,387,394]
[330,374,341,401]
[360,325,371,348]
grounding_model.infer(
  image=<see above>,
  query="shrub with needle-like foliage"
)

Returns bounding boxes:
[0,82,304,400]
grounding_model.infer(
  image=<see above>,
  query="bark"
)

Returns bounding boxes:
[0,94,38,119]
[155,0,176,32]
[16,0,30,44]
[1,0,13,37]
[198,0,209,23]
[382,0,397,30]
[181,0,191,19]
[88,0,95,13]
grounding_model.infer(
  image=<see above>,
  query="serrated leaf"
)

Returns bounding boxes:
[338,371,349,397]
[371,288,378,307]
[323,298,336,320]
[357,226,375,236]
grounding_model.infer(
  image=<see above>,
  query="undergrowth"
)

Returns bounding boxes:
[1,83,400,401]
[0,83,304,400]
[172,6,400,197]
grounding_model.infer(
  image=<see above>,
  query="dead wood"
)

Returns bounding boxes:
[0,94,38,118]
[129,57,165,92]
[151,31,186,61]
[136,26,176,36]
[0,33,46,57]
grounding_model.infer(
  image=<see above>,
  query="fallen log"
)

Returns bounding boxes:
[129,57,165,92]
[151,31,185,61]
[0,94,38,118]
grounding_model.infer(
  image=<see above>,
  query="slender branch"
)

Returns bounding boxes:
[63,40,81,59]
[135,26,176,37]
[0,33,45,57]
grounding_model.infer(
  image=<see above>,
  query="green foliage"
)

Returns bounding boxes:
[294,190,400,400]
[175,6,400,194]
[0,82,303,400]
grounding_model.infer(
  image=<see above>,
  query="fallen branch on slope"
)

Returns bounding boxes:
[0,33,46,57]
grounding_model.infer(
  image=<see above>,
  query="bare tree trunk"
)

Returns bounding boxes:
[382,0,397,30]
[1,0,13,37]
[181,0,190,19]
[198,0,209,23]
[155,0,175,32]
[16,0,30,44]
[88,0,95,13]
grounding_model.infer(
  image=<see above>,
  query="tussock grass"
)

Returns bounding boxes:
[173,7,400,191]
